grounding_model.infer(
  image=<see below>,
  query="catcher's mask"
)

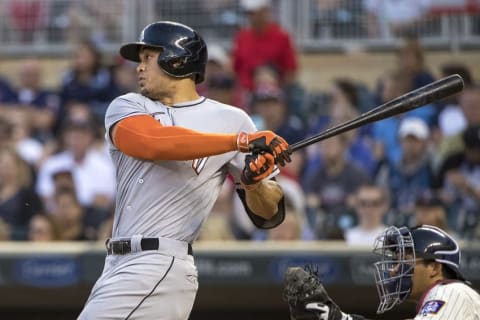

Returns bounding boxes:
[373,226,415,314]
[373,225,463,314]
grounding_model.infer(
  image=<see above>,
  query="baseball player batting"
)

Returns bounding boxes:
[284,225,480,319]
[78,21,291,319]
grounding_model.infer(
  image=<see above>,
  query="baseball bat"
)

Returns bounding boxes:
[290,74,464,152]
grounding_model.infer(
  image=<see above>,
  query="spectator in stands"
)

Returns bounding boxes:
[200,44,231,90]
[364,0,432,37]
[252,64,281,90]
[205,44,231,81]
[196,179,236,241]
[28,213,61,241]
[50,188,87,240]
[5,0,48,43]
[51,169,75,193]
[397,38,436,90]
[277,173,311,240]
[62,100,91,119]
[205,72,237,107]
[15,58,60,143]
[435,63,472,139]
[0,117,14,149]
[59,39,117,123]
[251,63,308,120]
[438,83,480,160]
[35,117,116,214]
[8,109,45,168]
[433,63,473,168]
[306,78,376,177]
[344,183,388,246]
[0,146,43,240]
[376,117,435,219]
[252,63,306,127]
[197,44,245,108]
[0,76,18,105]
[304,134,370,239]
[62,101,110,161]
[64,0,123,44]
[233,0,298,92]
[413,190,456,237]
[111,57,138,96]
[250,85,305,145]
[437,125,480,238]
[313,0,366,39]
[372,69,435,164]
[372,40,436,107]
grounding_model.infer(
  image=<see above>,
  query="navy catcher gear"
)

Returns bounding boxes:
[372,225,464,314]
[120,21,208,84]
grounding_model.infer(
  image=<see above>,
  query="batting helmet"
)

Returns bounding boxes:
[372,225,464,314]
[120,21,208,84]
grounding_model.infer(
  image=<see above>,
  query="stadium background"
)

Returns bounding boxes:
[0,0,479,319]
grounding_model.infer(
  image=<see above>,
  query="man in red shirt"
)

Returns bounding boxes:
[233,0,298,92]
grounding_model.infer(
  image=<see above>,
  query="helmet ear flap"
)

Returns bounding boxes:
[166,56,188,70]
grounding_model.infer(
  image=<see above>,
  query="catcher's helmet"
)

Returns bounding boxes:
[372,225,463,314]
[120,21,208,84]
[410,225,463,280]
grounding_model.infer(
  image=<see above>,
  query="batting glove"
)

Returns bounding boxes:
[240,152,276,190]
[284,267,352,320]
[236,131,291,167]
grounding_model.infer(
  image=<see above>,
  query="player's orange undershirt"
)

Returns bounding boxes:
[113,115,239,160]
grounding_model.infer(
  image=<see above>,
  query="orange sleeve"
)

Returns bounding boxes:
[112,115,238,160]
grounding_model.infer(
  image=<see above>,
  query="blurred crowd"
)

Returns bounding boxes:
[0,0,479,246]
[3,0,478,45]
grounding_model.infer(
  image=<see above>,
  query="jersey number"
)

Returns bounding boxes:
[192,157,208,175]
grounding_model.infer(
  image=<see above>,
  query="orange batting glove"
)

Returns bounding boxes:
[237,131,292,167]
[240,152,276,190]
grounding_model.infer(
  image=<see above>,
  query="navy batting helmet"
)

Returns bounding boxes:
[120,21,208,84]
[372,225,464,314]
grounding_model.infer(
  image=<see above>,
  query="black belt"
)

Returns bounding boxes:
[106,238,193,256]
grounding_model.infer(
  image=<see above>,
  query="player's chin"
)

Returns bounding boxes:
[139,86,151,97]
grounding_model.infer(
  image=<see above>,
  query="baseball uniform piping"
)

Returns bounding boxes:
[171,97,207,108]
[124,256,175,320]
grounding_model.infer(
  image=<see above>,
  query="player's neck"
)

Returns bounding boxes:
[159,80,200,106]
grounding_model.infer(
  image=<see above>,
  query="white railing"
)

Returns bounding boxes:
[0,0,478,56]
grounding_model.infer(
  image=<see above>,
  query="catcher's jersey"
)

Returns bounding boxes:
[105,93,255,243]
[415,281,480,319]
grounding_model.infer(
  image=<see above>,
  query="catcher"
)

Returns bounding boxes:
[284,225,480,319]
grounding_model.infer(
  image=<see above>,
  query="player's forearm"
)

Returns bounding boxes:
[113,115,238,160]
[244,179,283,220]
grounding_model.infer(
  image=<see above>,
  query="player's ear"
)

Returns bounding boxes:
[430,261,443,278]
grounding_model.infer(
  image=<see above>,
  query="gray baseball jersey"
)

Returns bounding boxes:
[105,93,257,243]
[79,94,264,320]
[415,281,480,319]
